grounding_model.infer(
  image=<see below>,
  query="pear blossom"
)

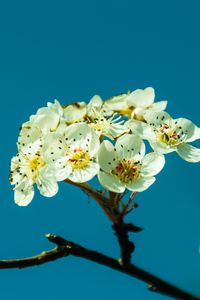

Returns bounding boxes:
[22,99,87,135]
[43,122,100,183]
[24,100,64,133]
[126,87,167,121]
[86,95,126,139]
[103,87,167,121]
[97,134,165,193]
[10,137,58,206]
[63,102,87,124]
[103,93,130,115]
[127,111,200,162]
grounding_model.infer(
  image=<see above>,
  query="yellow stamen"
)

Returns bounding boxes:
[28,156,45,182]
[68,149,91,170]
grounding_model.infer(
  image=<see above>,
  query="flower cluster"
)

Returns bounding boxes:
[10,87,200,205]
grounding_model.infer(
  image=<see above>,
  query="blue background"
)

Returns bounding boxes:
[0,1,199,299]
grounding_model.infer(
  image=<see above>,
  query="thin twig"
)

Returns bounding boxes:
[0,234,198,300]
[64,179,119,223]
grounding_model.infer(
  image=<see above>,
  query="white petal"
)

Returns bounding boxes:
[43,134,66,162]
[174,118,200,143]
[65,123,100,156]
[68,162,99,183]
[98,140,117,172]
[53,158,72,181]
[36,165,59,197]
[127,87,155,108]
[177,143,200,163]
[87,127,100,156]
[148,101,168,112]
[47,99,63,116]
[149,141,176,154]
[126,177,155,192]
[134,101,168,121]
[14,182,34,206]
[37,176,58,197]
[105,124,127,139]
[87,95,103,116]
[127,120,156,140]
[18,139,43,159]
[103,94,129,111]
[145,111,173,128]
[18,126,42,149]
[29,112,60,133]
[115,134,146,160]
[97,171,125,193]
[141,153,165,176]
[63,102,86,123]
[65,122,92,142]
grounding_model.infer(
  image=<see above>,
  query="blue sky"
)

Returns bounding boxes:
[0,1,200,299]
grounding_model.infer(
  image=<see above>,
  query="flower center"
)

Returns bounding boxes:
[28,156,45,182]
[111,159,140,183]
[90,117,110,133]
[157,125,180,146]
[67,148,91,170]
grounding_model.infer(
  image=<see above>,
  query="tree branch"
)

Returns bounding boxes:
[0,234,199,300]
[64,179,120,223]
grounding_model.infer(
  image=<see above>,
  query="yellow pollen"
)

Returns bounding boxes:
[90,119,109,132]
[28,156,45,182]
[157,125,180,146]
[112,159,140,183]
[68,148,91,170]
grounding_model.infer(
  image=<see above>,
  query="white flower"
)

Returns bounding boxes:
[10,137,58,206]
[44,122,100,183]
[17,126,42,149]
[24,100,63,133]
[103,88,167,121]
[86,95,127,139]
[103,94,130,114]
[97,134,165,193]
[63,102,87,124]
[127,111,200,162]
[126,87,167,121]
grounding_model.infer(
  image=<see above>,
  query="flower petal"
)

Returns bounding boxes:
[87,95,103,116]
[53,158,72,181]
[98,140,116,172]
[43,134,66,162]
[37,166,59,197]
[29,112,60,133]
[68,162,99,183]
[145,111,173,128]
[177,143,200,163]
[115,134,146,160]
[63,102,86,123]
[14,181,34,206]
[105,123,127,139]
[103,94,129,111]
[126,177,155,192]
[149,101,168,112]
[149,141,176,154]
[47,99,63,116]
[174,118,200,143]
[127,87,155,108]
[65,123,99,155]
[18,126,42,150]
[141,153,165,176]
[127,120,156,140]
[37,176,58,197]
[97,171,125,193]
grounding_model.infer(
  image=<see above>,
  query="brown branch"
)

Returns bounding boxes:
[64,179,120,223]
[62,181,199,299]
[0,234,199,300]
